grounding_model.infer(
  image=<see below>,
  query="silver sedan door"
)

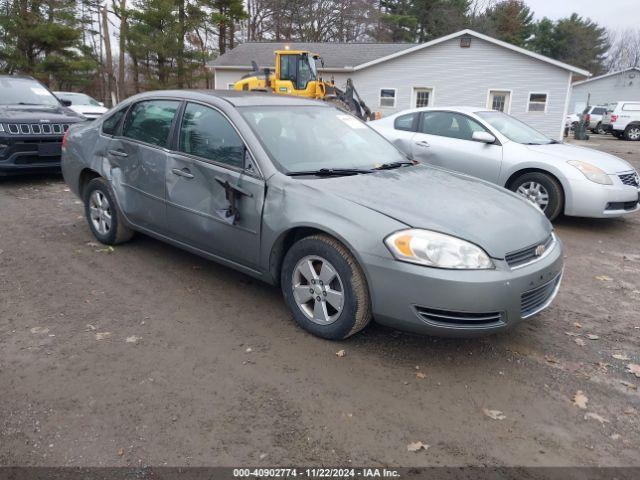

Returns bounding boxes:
[411,111,502,183]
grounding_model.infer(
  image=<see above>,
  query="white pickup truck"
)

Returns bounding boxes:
[602,101,640,140]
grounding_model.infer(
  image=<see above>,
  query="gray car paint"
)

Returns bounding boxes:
[62,91,563,336]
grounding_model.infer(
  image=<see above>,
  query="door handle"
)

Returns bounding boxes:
[108,149,128,157]
[172,168,194,179]
[415,140,430,148]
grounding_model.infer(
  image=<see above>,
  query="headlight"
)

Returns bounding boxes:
[567,160,613,185]
[385,229,494,269]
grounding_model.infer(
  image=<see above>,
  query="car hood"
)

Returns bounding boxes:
[525,143,634,174]
[0,105,83,122]
[69,105,107,116]
[302,165,551,258]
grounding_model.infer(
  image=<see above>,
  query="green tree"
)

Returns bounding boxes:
[475,0,533,47]
[411,0,470,42]
[527,17,555,58]
[551,13,608,74]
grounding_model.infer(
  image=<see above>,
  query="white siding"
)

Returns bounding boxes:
[214,36,572,138]
[350,37,570,139]
[569,70,640,113]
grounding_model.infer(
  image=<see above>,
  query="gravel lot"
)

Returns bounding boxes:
[1,134,639,467]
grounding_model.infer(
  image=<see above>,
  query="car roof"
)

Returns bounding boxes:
[391,106,493,116]
[129,89,329,108]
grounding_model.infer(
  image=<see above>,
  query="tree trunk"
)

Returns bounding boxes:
[118,0,127,101]
[177,0,185,87]
[101,5,116,107]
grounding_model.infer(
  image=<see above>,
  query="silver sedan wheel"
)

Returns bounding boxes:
[517,181,549,211]
[89,190,112,235]
[292,255,345,325]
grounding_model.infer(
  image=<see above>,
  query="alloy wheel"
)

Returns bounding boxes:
[516,181,549,211]
[628,127,640,140]
[89,190,112,235]
[292,255,345,325]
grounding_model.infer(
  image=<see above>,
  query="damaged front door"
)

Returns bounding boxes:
[165,102,265,268]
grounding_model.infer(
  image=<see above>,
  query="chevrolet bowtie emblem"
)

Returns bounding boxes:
[534,244,546,257]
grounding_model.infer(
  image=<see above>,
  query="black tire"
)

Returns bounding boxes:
[83,177,134,245]
[612,130,623,139]
[594,122,605,135]
[623,124,640,141]
[281,234,371,340]
[509,172,564,221]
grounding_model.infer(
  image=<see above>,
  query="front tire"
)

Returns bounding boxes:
[624,125,640,141]
[281,234,372,340]
[510,172,563,221]
[84,177,134,245]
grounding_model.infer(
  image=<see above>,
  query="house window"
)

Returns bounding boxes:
[488,90,511,113]
[413,88,432,108]
[528,93,548,112]
[227,83,235,90]
[379,88,396,108]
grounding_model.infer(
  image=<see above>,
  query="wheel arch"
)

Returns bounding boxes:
[267,225,366,287]
[78,168,102,199]
[504,167,567,212]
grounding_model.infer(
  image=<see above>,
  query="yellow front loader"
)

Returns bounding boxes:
[233,49,376,121]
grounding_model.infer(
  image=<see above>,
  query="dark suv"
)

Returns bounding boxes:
[0,75,84,175]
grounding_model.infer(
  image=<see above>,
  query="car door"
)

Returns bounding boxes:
[411,111,502,183]
[165,102,265,269]
[107,99,181,234]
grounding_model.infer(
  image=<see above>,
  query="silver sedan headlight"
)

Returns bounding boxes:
[567,160,613,185]
[385,229,494,269]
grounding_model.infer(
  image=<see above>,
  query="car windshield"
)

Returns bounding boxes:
[477,111,554,145]
[240,106,407,173]
[56,92,100,106]
[0,77,61,106]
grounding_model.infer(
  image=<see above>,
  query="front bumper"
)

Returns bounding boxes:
[362,238,564,337]
[0,134,63,174]
[564,176,639,218]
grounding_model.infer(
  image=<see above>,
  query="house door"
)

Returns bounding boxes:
[489,90,511,112]
[413,88,432,108]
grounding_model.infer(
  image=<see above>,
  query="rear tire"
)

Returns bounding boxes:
[509,172,563,221]
[594,122,605,135]
[84,177,134,245]
[624,125,640,141]
[281,234,372,340]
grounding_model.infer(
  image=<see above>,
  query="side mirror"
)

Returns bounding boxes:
[99,102,105,107]
[472,131,496,144]
[61,99,72,107]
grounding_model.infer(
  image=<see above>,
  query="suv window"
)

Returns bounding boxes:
[591,107,606,115]
[419,111,487,141]
[394,113,416,131]
[179,103,245,168]
[101,107,128,136]
[122,100,180,148]
[622,103,640,112]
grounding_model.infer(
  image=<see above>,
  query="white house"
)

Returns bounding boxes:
[210,29,590,139]
[569,67,640,113]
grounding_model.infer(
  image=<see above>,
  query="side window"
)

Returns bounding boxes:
[179,103,245,169]
[280,55,297,83]
[394,113,416,132]
[122,100,180,148]
[622,103,640,111]
[101,107,127,136]
[419,111,487,141]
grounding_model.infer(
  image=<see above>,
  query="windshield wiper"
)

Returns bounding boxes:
[372,160,415,170]
[287,168,372,177]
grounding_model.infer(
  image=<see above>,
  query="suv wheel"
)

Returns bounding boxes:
[624,125,640,141]
[281,234,371,340]
[510,172,563,221]
[84,177,134,245]
[595,122,605,135]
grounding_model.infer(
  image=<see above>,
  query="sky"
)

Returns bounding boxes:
[523,0,639,31]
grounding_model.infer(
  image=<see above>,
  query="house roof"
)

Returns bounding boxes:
[209,42,417,71]
[572,67,640,86]
[210,29,590,77]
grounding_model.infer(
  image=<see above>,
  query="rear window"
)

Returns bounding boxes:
[122,100,180,147]
[591,107,606,115]
[101,107,128,136]
[394,113,416,131]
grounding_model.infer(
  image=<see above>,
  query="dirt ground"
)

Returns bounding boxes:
[0,134,639,468]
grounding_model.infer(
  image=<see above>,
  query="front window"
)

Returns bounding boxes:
[0,77,61,106]
[240,106,406,174]
[56,92,101,106]
[478,111,554,145]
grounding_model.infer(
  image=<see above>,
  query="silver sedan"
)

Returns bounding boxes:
[371,107,640,220]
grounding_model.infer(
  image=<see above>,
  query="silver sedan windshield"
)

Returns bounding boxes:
[477,111,554,145]
[241,106,406,173]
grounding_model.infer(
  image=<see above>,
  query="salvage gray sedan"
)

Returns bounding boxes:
[61,91,564,339]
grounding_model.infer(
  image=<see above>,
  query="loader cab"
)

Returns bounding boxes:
[274,50,322,97]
